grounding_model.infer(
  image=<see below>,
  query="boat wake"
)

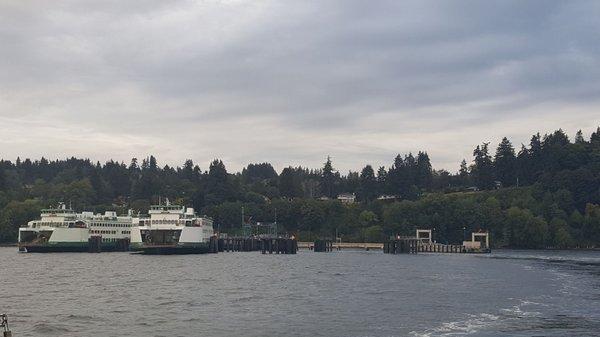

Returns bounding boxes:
[409,300,544,337]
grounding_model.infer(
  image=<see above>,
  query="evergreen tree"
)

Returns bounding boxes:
[279,167,302,198]
[149,155,158,171]
[472,143,495,190]
[358,165,377,202]
[376,166,387,195]
[320,156,336,198]
[181,159,197,181]
[459,159,469,186]
[591,127,600,144]
[416,151,432,190]
[242,163,278,183]
[387,155,404,195]
[494,137,517,187]
[205,159,232,205]
[516,145,529,186]
[575,130,585,144]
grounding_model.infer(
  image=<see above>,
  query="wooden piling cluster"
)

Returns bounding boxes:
[313,239,333,252]
[383,238,420,254]
[87,237,129,253]
[260,238,298,254]
[418,243,466,253]
[213,237,298,254]
[88,236,102,253]
[114,238,130,252]
[216,237,263,252]
[384,240,471,254]
[208,236,219,253]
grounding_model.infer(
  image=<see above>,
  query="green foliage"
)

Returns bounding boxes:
[505,207,548,248]
[0,199,42,242]
[0,126,599,248]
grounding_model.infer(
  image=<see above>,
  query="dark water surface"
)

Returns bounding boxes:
[1,248,600,336]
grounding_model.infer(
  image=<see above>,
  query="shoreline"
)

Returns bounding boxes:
[4,243,599,251]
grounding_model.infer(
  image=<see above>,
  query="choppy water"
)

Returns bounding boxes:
[1,248,600,337]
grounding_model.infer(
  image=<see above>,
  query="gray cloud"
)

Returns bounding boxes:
[1,0,599,173]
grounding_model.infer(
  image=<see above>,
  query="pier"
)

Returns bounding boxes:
[214,237,297,254]
[298,242,384,250]
[313,239,333,252]
[383,238,420,254]
[383,229,491,254]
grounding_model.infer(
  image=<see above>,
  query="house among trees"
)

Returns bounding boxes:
[377,195,398,201]
[337,193,356,204]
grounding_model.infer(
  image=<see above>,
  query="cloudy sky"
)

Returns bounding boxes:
[1,1,599,173]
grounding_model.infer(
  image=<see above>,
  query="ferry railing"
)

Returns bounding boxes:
[1,314,12,337]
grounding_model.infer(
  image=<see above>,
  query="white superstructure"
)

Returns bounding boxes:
[130,199,214,253]
[18,203,133,252]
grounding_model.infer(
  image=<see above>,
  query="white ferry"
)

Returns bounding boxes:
[130,200,215,254]
[18,203,133,253]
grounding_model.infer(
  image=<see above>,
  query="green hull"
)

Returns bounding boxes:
[131,242,212,255]
[19,241,129,253]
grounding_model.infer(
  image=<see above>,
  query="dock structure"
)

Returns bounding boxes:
[383,237,420,254]
[260,238,298,254]
[418,243,465,253]
[214,237,298,254]
[216,237,263,252]
[384,229,491,254]
[313,239,333,252]
[298,242,383,250]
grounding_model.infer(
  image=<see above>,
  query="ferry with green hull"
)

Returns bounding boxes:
[130,200,215,254]
[18,203,133,253]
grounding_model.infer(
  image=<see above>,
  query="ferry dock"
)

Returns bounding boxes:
[298,229,491,254]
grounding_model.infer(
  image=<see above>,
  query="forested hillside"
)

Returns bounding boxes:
[1,127,599,248]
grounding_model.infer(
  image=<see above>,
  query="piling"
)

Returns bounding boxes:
[260,238,297,254]
[115,238,130,252]
[88,236,102,253]
[383,238,419,254]
[314,239,333,252]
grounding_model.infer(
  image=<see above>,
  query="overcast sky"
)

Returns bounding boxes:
[1,1,599,173]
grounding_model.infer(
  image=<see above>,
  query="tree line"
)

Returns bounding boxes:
[0,127,599,248]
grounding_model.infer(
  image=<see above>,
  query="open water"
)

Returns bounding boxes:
[1,248,600,336]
